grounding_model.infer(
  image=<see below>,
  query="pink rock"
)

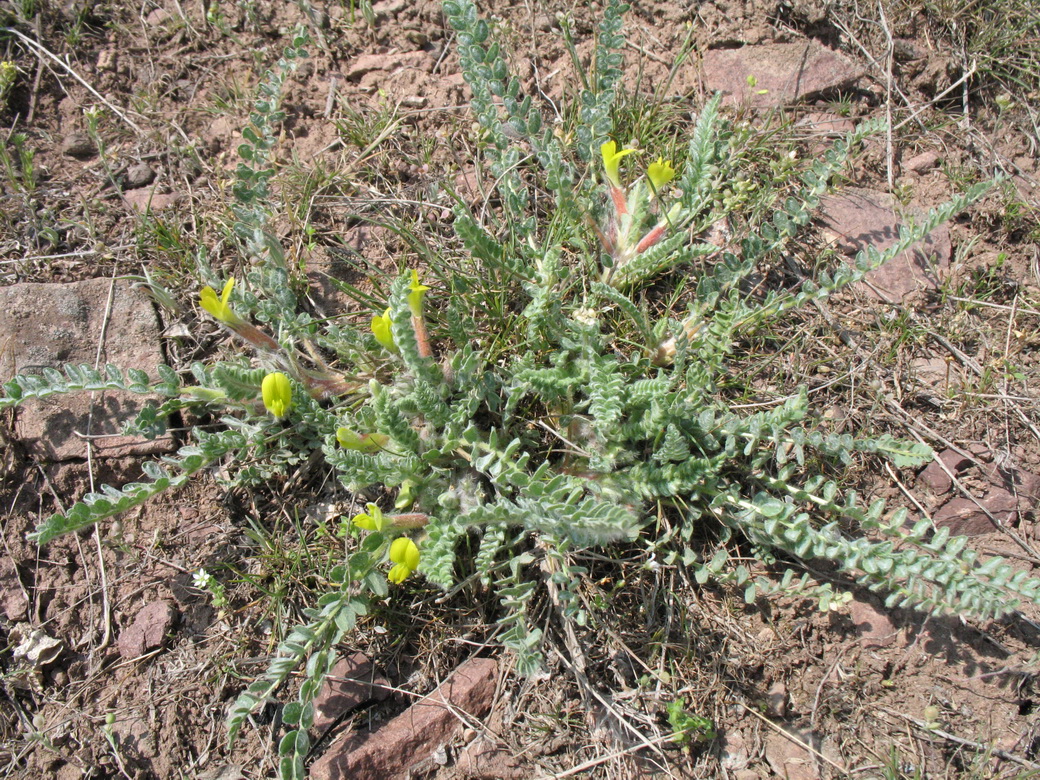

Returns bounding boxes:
[765,681,788,717]
[905,149,940,174]
[933,488,1017,536]
[0,279,175,461]
[346,51,432,82]
[918,449,971,495]
[820,188,952,302]
[701,42,863,108]
[0,557,27,622]
[848,598,897,647]
[311,657,498,780]
[312,653,391,733]
[118,600,178,658]
[124,188,182,212]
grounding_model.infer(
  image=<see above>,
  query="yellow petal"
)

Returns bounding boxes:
[353,504,386,531]
[200,278,241,324]
[600,140,636,188]
[220,276,235,303]
[337,428,389,453]
[387,563,411,584]
[407,270,430,315]
[389,536,420,570]
[371,308,397,352]
[647,157,675,191]
[261,372,292,418]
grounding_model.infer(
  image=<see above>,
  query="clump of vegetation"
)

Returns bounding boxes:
[0,1,1029,777]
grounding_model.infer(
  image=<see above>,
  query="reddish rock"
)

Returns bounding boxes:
[720,728,751,771]
[123,163,156,190]
[933,488,1017,536]
[312,653,391,733]
[820,188,952,302]
[905,150,941,174]
[118,600,178,659]
[61,132,95,159]
[310,657,498,780]
[765,681,788,718]
[0,557,28,622]
[848,598,897,647]
[0,279,175,461]
[124,188,182,212]
[918,449,971,495]
[346,51,432,82]
[144,7,170,26]
[701,42,863,108]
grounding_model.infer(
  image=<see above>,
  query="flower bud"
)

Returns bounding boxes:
[261,372,292,418]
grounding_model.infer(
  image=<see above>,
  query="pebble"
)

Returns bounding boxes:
[123,162,156,190]
[61,132,96,159]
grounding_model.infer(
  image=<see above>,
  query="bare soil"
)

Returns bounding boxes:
[2,1,1039,778]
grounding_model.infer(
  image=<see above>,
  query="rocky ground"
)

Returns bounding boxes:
[1,0,1039,778]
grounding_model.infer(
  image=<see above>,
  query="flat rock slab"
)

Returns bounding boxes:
[0,279,174,460]
[933,488,1017,536]
[311,657,498,780]
[820,188,952,302]
[118,599,178,658]
[312,652,391,733]
[701,42,863,107]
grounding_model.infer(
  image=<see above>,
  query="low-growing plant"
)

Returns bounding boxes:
[1,2,1032,778]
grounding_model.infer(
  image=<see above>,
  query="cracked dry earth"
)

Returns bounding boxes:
[2,0,1040,778]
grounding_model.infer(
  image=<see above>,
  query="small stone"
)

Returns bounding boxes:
[145,7,171,26]
[346,53,394,81]
[196,766,244,780]
[848,598,897,647]
[123,163,156,190]
[933,488,1017,536]
[721,729,751,770]
[892,38,926,62]
[312,653,391,733]
[61,132,95,159]
[118,600,178,659]
[765,682,788,718]
[906,150,940,174]
[918,448,971,495]
[96,49,118,72]
[0,557,28,622]
[124,188,182,212]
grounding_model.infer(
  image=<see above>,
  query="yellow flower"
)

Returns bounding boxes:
[261,372,292,418]
[199,277,243,325]
[388,536,420,583]
[336,428,389,452]
[647,157,676,191]
[371,307,397,352]
[353,503,387,532]
[600,140,636,188]
[406,270,429,316]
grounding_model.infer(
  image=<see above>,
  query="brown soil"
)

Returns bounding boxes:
[2,0,1039,778]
